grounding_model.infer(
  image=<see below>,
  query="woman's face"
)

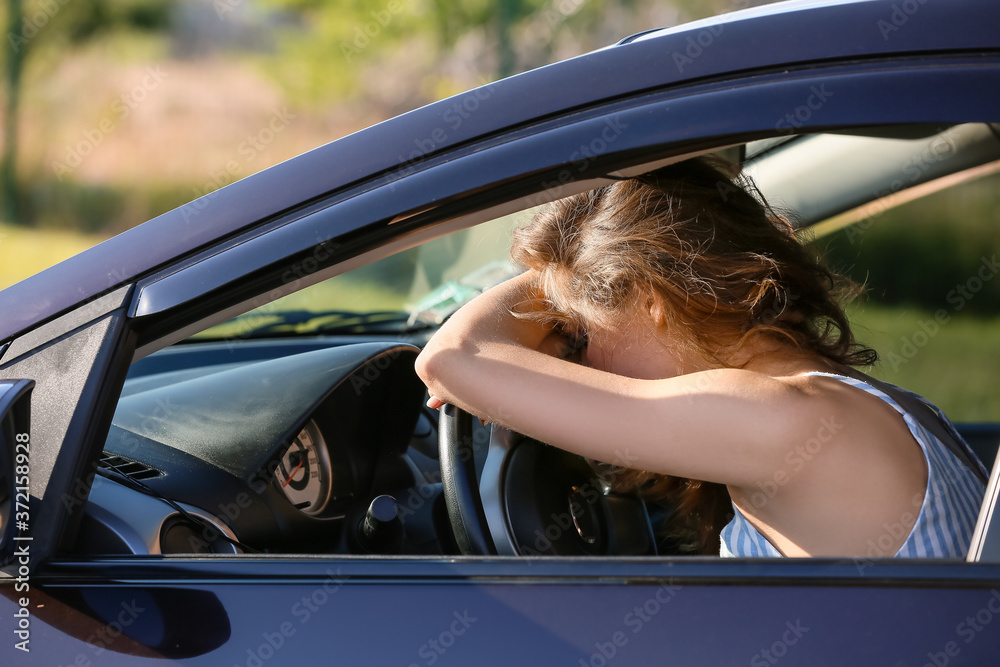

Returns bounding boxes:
[581,312,686,380]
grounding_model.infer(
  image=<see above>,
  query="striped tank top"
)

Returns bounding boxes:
[719,372,986,558]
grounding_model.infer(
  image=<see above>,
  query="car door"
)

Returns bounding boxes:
[3,14,1000,666]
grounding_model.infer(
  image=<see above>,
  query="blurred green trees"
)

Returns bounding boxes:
[250,0,646,109]
[2,0,172,225]
[820,174,1000,316]
[3,0,690,232]
[2,0,26,224]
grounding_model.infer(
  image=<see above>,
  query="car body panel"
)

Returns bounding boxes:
[6,559,1000,664]
[0,0,998,664]
[0,287,135,566]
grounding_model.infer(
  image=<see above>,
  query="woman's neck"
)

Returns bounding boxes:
[715,337,839,377]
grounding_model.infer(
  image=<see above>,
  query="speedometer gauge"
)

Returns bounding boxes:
[274,419,332,515]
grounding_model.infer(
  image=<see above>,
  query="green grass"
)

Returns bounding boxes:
[848,303,1000,421]
[0,223,107,291]
[190,275,409,340]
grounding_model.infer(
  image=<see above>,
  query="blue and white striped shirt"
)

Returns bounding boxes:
[720,372,986,558]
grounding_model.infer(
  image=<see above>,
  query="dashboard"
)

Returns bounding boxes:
[76,336,661,559]
[77,340,453,556]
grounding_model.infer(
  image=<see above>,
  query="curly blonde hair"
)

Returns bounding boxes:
[510,156,876,553]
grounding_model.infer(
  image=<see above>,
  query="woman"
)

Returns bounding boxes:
[414,157,985,558]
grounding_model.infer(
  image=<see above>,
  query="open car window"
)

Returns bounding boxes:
[76,125,1000,562]
[189,210,534,343]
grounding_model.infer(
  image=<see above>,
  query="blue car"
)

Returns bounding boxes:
[2,0,1000,663]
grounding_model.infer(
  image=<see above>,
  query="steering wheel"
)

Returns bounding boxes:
[438,404,497,554]
[438,404,658,556]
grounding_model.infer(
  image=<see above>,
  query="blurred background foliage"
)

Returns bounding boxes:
[0,0,737,237]
[821,176,1000,316]
[816,174,1000,420]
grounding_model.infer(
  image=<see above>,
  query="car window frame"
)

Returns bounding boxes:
[17,51,1000,575]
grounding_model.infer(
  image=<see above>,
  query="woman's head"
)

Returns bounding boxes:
[511,156,877,553]
[511,156,876,371]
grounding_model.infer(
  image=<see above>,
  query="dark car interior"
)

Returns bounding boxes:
[82,334,661,558]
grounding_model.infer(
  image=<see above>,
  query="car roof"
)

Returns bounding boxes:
[619,0,875,44]
[1,0,998,345]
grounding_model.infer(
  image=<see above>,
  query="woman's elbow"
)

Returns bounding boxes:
[414,345,439,390]
[415,333,461,395]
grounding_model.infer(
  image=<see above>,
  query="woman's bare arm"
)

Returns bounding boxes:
[414,274,824,488]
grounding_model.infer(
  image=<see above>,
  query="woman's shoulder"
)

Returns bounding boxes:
[773,368,912,433]
[717,365,930,480]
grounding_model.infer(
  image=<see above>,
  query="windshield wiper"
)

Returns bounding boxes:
[308,310,435,335]
[202,309,435,340]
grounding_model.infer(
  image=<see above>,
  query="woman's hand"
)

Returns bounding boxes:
[418,270,561,423]
[416,271,553,411]
[422,274,583,412]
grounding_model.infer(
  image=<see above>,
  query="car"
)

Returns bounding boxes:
[2,0,1000,663]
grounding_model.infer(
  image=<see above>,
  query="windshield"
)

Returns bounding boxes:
[191,209,535,340]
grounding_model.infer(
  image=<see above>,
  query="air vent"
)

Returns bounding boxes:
[98,452,164,480]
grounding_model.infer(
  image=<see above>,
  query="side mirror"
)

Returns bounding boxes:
[0,379,34,569]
